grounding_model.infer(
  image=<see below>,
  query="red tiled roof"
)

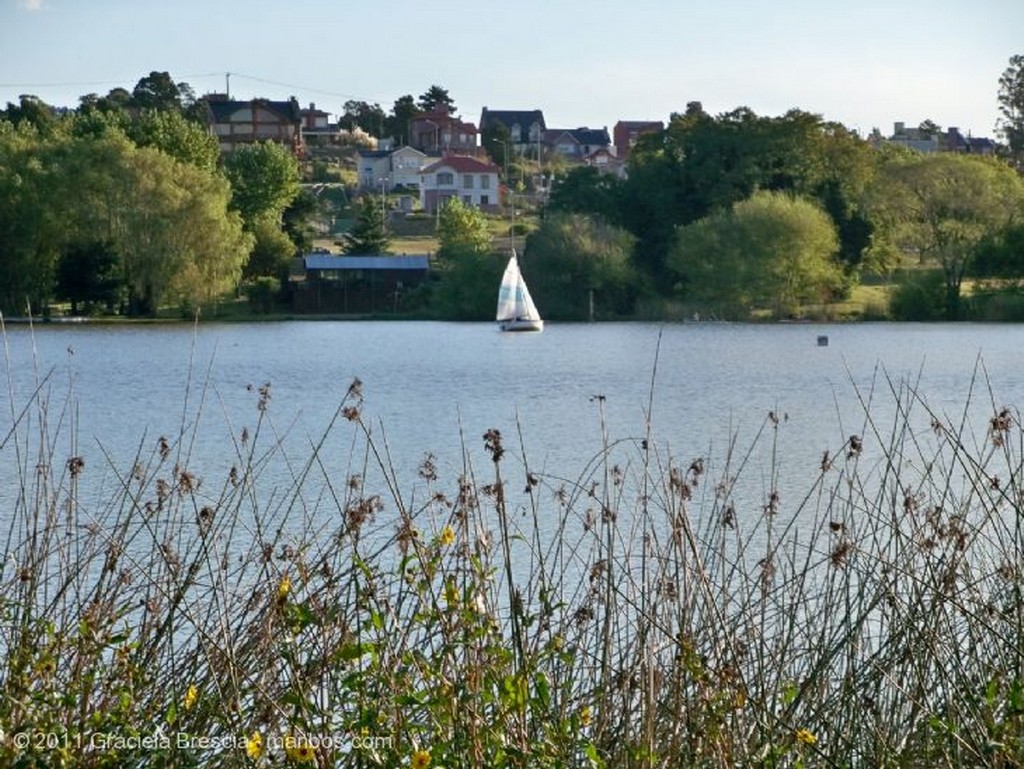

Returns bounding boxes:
[422,155,499,174]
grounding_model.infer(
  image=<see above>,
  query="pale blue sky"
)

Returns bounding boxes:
[1,0,1020,139]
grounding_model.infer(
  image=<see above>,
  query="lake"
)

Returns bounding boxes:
[2,320,1023,557]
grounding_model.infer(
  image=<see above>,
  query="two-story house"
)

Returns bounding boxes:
[479,108,546,156]
[358,146,431,192]
[420,155,500,213]
[201,94,303,155]
[613,120,664,159]
[543,127,611,161]
[409,111,479,154]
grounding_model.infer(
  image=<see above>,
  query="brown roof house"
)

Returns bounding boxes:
[202,95,304,155]
[419,155,500,213]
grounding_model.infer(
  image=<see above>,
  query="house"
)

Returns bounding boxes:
[944,126,997,155]
[409,111,479,154]
[420,155,500,213]
[201,95,303,155]
[584,147,625,177]
[613,120,664,159]
[299,102,339,147]
[479,108,546,155]
[357,146,432,192]
[289,254,430,314]
[543,127,611,160]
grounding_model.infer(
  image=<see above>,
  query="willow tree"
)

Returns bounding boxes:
[670,191,842,319]
[869,153,1024,318]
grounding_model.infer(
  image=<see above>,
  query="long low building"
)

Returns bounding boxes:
[289,254,431,314]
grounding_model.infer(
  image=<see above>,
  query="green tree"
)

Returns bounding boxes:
[223,141,301,229]
[0,124,63,314]
[669,191,842,319]
[245,218,297,280]
[339,100,387,137]
[525,213,636,319]
[547,166,622,221]
[436,197,492,260]
[126,109,220,171]
[869,153,1024,318]
[342,195,390,255]
[55,241,121,314]
[998,54,1024,166]
[418,85,456,115]
[131,71,187,112]
[385,95,421,145]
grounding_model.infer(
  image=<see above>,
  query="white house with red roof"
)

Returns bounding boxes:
[419,155,500,213]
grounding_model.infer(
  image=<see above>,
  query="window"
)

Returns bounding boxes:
[462,175,474,189]
[480,195,489,206]
[437,172,454,186]
[462,195,472,205]
[511,125,521,142]
[480,175,490,189]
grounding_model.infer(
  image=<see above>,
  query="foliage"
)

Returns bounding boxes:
[998,54,1024,164]
[55,240,121,314]
[547,166,622,222]
[245,218,298,280]
[417,84,456,115]
[385,95,421,145]
[436,197,493,261]
[10,361,1024,766]
[281,188,323,256]
[223,141,301,230]
[868,152,1024,319]
[130,70,190,112]
[524,212,637,319]
[125,108,220,171]
[339,100,387,137]
[670,190,843,319]
[342,196,391,255]
[430,249,506,320]
[971,222,1024,280]
[887,269,948,320]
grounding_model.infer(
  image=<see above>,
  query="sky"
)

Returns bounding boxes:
[1,0,1021,140]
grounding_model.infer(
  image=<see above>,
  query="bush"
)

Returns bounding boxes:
[888,269,947,321]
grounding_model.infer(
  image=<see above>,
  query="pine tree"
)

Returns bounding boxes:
[342,196,390,255]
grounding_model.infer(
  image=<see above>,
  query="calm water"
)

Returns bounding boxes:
[3,320,1023,544]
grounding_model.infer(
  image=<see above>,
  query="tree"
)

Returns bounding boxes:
[869,153,1024,318]
[339,100,386,137]
[436,197,492,260]
[525,213,636,319]
[55,241,121,314]
[245,218,297,280]
[669,191,842,319]
[126,109,220,171]
[223,141,301,229]
[342,195,390,255]
[0,124,63,314]
[2,95,59,134]
[998,54,1024,166]
[131,71,186,112]
[385,95,421,145]
[547,166,622,221]
[418,85,456,115]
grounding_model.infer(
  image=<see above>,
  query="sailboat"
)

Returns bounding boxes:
[496,249,544,332]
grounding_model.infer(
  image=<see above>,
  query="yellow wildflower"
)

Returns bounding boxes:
[411,748,431,769]
[286,741,316,763]
[183,684,198,711]
[277,574,292,601]
[580,705,592,727]
[444,579,459,606]
[246,732,263,759]
[795,728,817,745]
[439,524,456,546]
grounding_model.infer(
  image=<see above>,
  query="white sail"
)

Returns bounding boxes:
[497,251,543,332]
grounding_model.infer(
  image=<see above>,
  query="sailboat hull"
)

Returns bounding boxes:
[499,318,544,332]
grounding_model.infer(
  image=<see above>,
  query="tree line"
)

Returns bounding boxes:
[3,60,1024,321]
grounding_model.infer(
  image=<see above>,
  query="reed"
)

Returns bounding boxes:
[2,330,1024,768]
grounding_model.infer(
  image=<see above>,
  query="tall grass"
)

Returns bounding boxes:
[3,328,1024,768]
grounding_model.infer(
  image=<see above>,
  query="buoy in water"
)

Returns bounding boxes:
[817,335,829,347]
